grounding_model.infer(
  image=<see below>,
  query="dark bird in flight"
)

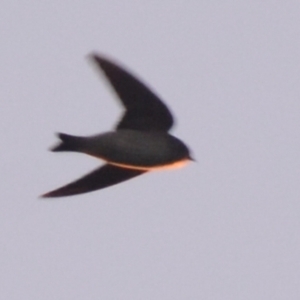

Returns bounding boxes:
[42,54,193,198]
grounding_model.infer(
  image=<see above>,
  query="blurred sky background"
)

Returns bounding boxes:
[1,1,300,299]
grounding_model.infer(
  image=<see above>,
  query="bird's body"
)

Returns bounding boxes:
[42,54,193,198]
[53,130,190,170]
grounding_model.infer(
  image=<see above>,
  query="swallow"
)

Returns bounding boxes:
[41,54,193,198]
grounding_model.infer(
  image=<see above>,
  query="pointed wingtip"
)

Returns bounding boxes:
[39,186,78,198]
[88,52,107,65]
[87,52,113,76]
[39,190,69,199]
[39,191,55,198]
[39,185,69,198]
[87,52,98,61]
[88,53,125,72]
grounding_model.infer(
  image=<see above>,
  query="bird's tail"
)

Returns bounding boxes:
[51,133,85,152]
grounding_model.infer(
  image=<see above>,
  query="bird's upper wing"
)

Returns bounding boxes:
[90,54,174,132]
[41,164,145,198]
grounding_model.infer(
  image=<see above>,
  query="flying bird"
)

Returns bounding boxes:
[42,54,193,197]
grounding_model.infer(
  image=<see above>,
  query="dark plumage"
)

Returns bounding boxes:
[41,54,192,198]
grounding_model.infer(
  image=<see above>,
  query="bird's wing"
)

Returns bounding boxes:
[90,54,174,132]
[41,164,145,198]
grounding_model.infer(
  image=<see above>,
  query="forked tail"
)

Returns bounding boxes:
[51,133,85,152]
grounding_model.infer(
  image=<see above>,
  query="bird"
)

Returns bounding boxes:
[41,54,193,198]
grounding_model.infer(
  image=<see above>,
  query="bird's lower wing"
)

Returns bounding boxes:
[41,164,145,198]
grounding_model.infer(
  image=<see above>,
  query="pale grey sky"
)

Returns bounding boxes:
[1,1,300,299]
